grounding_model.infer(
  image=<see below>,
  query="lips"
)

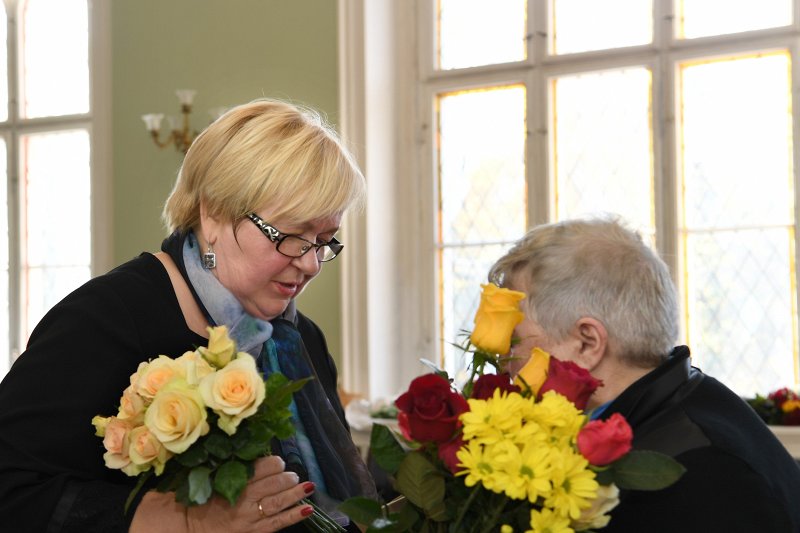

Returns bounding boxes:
[274,280,301,297]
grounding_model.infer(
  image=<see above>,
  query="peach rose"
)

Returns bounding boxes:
[127,424,171,476]
[573,483,620,530]
[93,416,134,470]
[145,378,210,453]
[117,385,146,422]
[470,283,526,354]
[134,355,183,400]
[199,325,237,368]
[199,355,265,435]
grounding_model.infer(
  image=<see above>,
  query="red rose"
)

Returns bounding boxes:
[577,413,633,466]
[537,357,603,411]
[437,435,466,474]
[395,374,469,443]
[471,373,521,400]
[769,387,799,409]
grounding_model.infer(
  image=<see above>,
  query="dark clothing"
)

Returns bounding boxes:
[601,346,800,533]
[0,253,355,533]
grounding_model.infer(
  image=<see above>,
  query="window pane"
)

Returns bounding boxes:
[552,67,654,234]
[680,53,797,394]
[438,0,526,70]
[20,0,89,118]
[22,129,91,339]
[441,244,513,378]
[677,0,792,39]
[437,85,527,372]
[681,53,792,229]
[552,0,653,55]
[686,228,795,396]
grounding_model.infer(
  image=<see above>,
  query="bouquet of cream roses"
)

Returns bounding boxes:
[92,326,344,531]
[340,284,685,533]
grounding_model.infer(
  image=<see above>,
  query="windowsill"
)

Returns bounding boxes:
[768,425,800,458]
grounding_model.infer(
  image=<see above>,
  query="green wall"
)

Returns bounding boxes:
[111,0,344,365]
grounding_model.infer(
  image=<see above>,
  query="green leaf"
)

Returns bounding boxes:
[175,440,209,467]
[214,460,249,505]
[204,432,234,459]
[370,424,407,475]
[338,496,384,527]
[610,450,686,490]
[394,452,447,520]
[188,466,213,505]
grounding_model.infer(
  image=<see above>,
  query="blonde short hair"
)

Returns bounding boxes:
[163,98,365,232]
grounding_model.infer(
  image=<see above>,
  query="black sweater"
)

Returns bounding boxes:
[0,253,349,533]
[601,347,800,533]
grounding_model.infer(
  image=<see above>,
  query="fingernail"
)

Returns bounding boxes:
[301,505,314,517]
[303,481,316,494]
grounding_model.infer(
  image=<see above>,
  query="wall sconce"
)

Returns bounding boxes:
[141,89,199,154]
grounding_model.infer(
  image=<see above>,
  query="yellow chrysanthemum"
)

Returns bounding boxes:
[528,507,574,533]
[501,525,514,533]
[461,390,529,445]
[456,440,502,492]
[492,439,554,502]
[529,391,585,446]
[545,449,599,519]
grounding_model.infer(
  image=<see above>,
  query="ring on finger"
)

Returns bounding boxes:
[258,501,267,519]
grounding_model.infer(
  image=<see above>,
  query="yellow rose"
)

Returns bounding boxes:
[470,283,526,354]
[199,355,265,435]
[175,350,216,386]
[127,425,171,476]
[199,325,237,368]
[134,355,183,400]
[145,378,210,454]
[513,347,551,395]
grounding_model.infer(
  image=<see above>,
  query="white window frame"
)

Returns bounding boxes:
[3,0,111,373]
[339,0,800,399]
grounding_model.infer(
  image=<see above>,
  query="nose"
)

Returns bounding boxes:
[292,249,321,276]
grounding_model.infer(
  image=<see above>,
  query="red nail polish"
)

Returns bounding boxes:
[303,481,315,494]
[301,505,314,517]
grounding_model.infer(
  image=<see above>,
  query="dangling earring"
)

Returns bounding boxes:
[202,244,216,269]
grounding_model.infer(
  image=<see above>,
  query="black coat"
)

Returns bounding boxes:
[601,346,800,533]
[0,253,353,533]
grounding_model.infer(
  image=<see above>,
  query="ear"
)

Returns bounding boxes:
[198,199,220,246]
[572,317,608,372]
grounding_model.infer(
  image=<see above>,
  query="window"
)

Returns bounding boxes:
[430,0,797,396]
[0,0,110,380]
[338,0,799,398]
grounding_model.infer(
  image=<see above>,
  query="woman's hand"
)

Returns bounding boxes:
[130,456,314,533]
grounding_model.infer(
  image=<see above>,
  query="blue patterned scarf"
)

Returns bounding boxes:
[170,231,376,524]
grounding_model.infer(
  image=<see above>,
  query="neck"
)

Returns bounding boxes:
[586,356,655,410]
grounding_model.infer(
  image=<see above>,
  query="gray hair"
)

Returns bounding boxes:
[488,216,679,368]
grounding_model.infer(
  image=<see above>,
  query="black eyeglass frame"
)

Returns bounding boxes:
[245,212,344,262]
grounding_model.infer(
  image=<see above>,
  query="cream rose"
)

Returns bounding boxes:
[145,379,210,454]
[134,355,183,400]
[127,424,171,475]
[572,483,620,531]
[199,355,265,435]
[199,325,237,368]
[175,350,216,386]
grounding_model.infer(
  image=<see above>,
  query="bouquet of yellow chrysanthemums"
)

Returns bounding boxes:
[92,326,345,532]
[339,284,685,533]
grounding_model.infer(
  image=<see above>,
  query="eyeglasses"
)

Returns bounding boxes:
[245,213,344,262]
